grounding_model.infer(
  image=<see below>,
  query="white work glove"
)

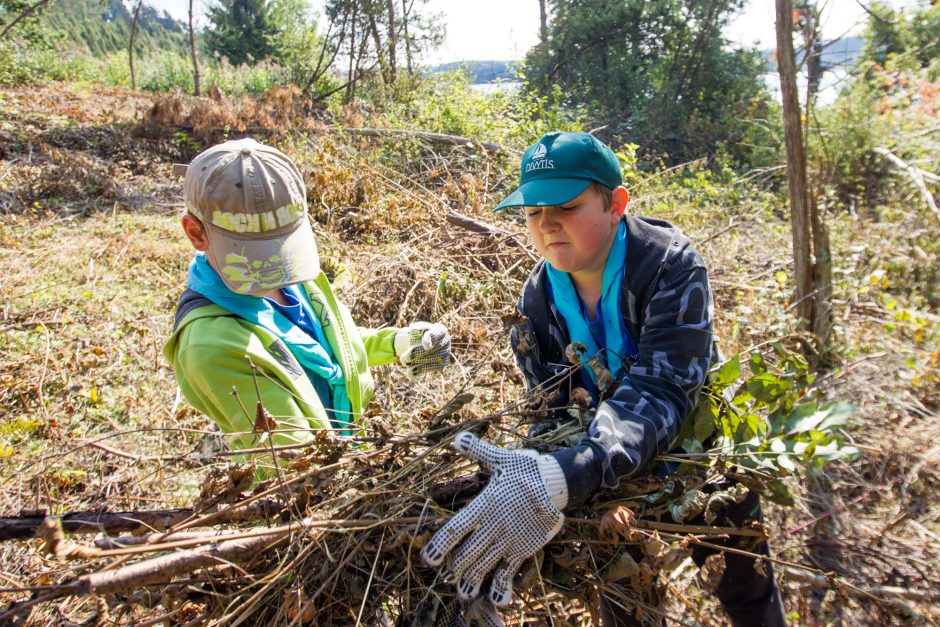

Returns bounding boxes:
[395,322,451,378]
[422,432,569,607]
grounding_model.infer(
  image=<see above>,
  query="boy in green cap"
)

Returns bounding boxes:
[422,132,786,626]
[164,138,451,467]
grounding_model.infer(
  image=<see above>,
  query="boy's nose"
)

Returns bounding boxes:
[538,211,559,232]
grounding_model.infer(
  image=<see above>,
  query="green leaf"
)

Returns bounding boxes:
[814,442,863,461]
[765,480,795,506]
[693,403,718,443]
[784,401,827,435]
[816,402,855,431]
[713,355,742,387]
[776,453,796,473]
[749,352,767,375]
[747,373,790,403]
[742,412,765,439]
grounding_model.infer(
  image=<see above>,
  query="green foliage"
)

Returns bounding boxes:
[678,345,861,504]
[0,38,94,85]
[862,1,940,78]
[523,0,770,165]
[1,0,55,44]
[374,71,584,150]
[203,0,278,66]
[265,0,338,95]
[42,0,189,58]
[806,0,940,214]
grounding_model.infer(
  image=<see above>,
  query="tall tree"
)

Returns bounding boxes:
[325,0,442,97]
[524,0,765,163]
[537,0,548,43]
[203,0,277,66]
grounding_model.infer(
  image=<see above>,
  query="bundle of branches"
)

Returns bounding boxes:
[0,401,777,626]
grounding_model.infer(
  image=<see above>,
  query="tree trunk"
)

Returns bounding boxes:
[188,0,200,96]
[775,0,814,332]
[366,9,390,85]
[401,0,413,74]
[801,6,823,110]
[346,1,359,101]
[128,0,143,90]
[386,0,397,83]
[538,0,548,43]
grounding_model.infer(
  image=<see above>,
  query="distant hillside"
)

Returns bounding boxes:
[426,60,520,84]
[819,36,865,70]
[760,36,866,72]
[41,0,189,58]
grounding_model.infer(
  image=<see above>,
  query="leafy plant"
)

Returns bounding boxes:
[677,344,861,503]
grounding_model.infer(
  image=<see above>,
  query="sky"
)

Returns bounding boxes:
[145,0,925,64]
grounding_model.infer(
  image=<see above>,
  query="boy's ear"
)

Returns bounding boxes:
[612,186,629,218]
[181,214,210,252]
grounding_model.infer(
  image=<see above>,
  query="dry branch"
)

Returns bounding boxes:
[0,472,485,543]
[782,566,940,603]
[0,499,286,542]
[445,211,537,261]
[874,146,939,220]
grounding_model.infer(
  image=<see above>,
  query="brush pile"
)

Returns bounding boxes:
[0,396,774,626]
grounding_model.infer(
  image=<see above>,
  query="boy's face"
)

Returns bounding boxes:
[524,185,627,278]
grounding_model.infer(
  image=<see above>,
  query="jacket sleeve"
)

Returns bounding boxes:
[551,250,715,505]
[357,326,400,367]
[176,339,328,453]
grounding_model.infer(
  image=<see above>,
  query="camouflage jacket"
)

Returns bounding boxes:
[510,215,718,506]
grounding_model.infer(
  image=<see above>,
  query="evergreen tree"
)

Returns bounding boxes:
[203,0,277,66]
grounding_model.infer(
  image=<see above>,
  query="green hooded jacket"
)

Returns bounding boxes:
[163,272,399,453]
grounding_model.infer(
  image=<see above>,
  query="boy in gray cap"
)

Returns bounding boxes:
[422,132,786,626]
[164,138,451,464]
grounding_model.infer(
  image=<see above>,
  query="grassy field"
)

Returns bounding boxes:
[0,83,938,625]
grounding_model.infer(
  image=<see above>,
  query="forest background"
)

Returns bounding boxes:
[0,0,938,624]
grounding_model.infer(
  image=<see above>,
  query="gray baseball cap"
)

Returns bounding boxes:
[183,139,320,295]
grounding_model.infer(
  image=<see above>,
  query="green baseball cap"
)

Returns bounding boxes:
[494,131,623,211]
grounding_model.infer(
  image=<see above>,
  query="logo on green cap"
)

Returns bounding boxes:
[526,142,554,173]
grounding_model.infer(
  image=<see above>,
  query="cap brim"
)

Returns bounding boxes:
[493,178,591,212]
[206,217,321,295]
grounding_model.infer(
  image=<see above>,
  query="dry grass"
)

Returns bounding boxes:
[0,83,937,625]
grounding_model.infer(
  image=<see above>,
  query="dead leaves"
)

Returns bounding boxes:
[697,553,727,592]
[599,506,644,543]
[194,462,256,512]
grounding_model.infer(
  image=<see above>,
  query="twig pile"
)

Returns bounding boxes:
[0,393,786,627]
